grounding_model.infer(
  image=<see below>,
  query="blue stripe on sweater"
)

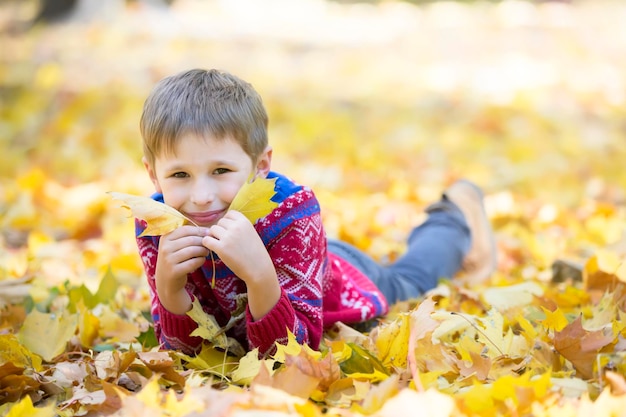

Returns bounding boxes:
[259,197,320,245]
[287,293,322,307]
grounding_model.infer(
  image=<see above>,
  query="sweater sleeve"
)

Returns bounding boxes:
[135,220,202,354]
[246,193,326,356]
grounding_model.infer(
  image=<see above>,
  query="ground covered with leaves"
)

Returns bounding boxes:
[3,0,626,415]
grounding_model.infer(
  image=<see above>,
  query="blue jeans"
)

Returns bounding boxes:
[327,196,470,305]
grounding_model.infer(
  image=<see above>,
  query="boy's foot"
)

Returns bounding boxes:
[444,180,497,285]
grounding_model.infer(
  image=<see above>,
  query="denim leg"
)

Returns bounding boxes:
[327,239,389,286]
[383,197,470,303]
[327,196,470,305]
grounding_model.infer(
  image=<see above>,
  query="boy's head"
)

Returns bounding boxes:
[140,69,269,167]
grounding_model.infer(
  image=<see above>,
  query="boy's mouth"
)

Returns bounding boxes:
[184,209,227,225]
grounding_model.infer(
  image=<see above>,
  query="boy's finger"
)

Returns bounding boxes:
[201,235,218,250]
[185,224,211,234]
[207,224,226,240]
[170,225,211,237]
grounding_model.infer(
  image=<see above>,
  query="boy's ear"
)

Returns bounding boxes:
[142,157,162,193]
[255,146,272,178]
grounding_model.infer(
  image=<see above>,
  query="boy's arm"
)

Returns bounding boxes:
[135,220,203,354]
[245,201,326,356]
[153,225,209,315]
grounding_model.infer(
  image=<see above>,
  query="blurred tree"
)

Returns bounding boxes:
[32,0,174,24]
[33,0,76,23]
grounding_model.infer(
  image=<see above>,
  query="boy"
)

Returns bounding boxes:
[136,68,497,357]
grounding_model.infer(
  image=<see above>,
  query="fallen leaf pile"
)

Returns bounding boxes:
[3,0,626,415]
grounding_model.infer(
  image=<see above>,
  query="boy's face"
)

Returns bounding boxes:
[144,133,272,227]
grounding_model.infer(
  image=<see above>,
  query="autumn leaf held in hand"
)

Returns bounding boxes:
[229,176,278,223]
[108,192,197,236]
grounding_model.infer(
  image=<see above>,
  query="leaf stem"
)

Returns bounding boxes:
[451,312,505,356]
[210,250,216,288]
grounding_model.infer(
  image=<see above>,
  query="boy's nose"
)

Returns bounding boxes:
[190,180,214,206]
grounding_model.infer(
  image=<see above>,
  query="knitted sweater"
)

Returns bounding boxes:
[136,172,388,356]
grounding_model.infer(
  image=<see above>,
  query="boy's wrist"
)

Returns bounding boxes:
[240,255,277,287]
[245,272,281,321]
[159,288,192,315]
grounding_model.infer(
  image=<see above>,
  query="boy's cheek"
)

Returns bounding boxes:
[160,188,181,207]
[223,184,244,205]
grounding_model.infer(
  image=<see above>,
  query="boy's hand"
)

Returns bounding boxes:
[202,210,281,319]
[155,225,210,314]
[202,211,273,284]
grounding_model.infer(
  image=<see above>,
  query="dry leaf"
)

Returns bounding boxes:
[5,394,55,417]
[186,298,229,350]
[253,354,322,399]
[108,192,195,237]
[407,297,439,390]
[0,334,43,371]
[18,309,78,362]
[229,176,278,223]
[540,306,569,332]
[0,363,42,405]
[554,315,614,379]
[374,313,410,368]
[373,388,457,417]
[231,349,263,385]
[282,350,340,393]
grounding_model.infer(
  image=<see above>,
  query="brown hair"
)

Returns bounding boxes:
[140,69,268,166]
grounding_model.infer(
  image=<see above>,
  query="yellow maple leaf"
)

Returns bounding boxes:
[325,378,371,407]
[229,176,278,223]
[18,309,78,362]
[175,344,239,379]
[357,374,400,414]
[186,299,246,356]
[77,301,100,348]
[231,348,263,385]
[515,313,538,342]
[541,306,569,332]
[6,394,55,417]
[108,192,195,237]
[186,298,229,350]
[458,381,494,415]
[433,310,512,358]
[273,330,322,363]
[0,334,42,371]
[583,291,617,331]
[492,372,551,410]
[98,304,140,342]
[375,313,410,368]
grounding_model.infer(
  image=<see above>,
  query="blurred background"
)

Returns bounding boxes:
[2,0,626,290]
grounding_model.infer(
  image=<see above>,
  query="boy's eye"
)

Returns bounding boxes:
[171,172,189,178]
[213,168,230,175]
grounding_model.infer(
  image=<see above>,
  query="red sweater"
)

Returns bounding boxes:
[136,172,388,356]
